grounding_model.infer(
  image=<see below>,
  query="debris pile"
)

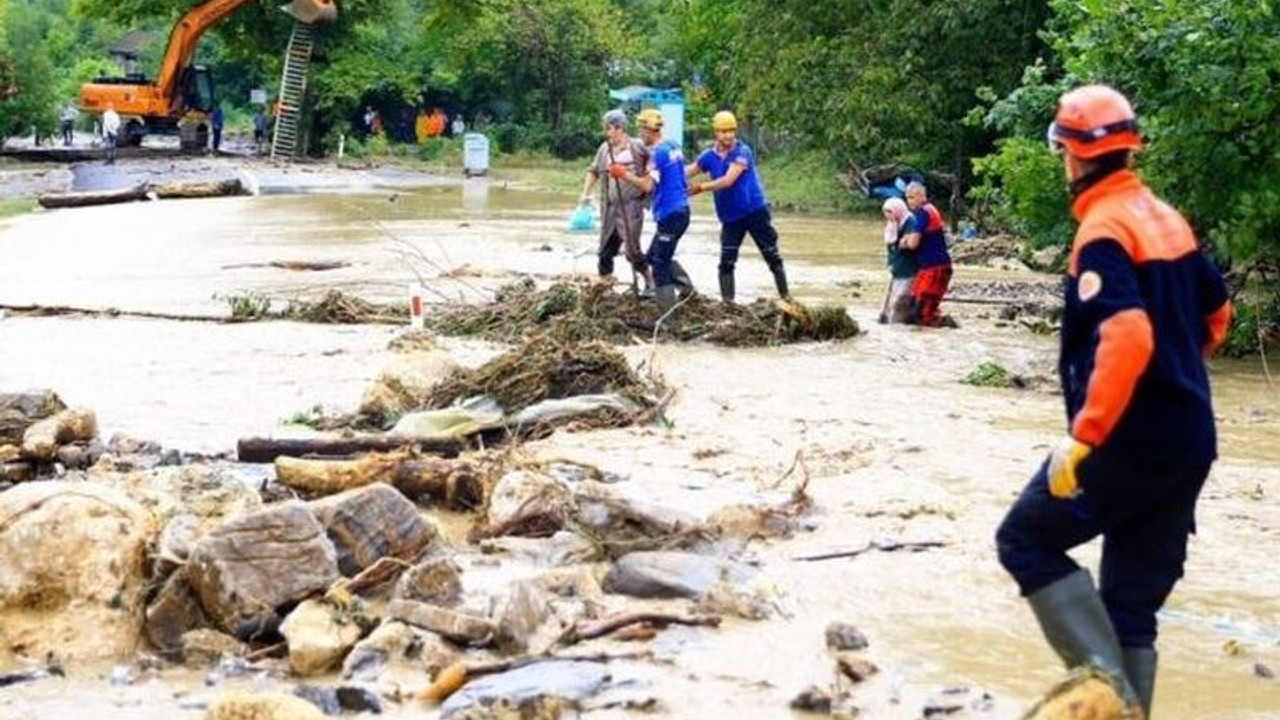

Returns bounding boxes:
[425,278,860,347]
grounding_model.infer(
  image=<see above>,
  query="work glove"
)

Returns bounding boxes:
[607,163,628,179]
[687,183,705,197]
[1047,435,1091,499]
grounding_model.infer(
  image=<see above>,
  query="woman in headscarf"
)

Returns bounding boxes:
[880,196,920,323]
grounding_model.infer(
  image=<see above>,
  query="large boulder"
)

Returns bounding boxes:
[309,483,437,576]
[0,390,66,445]
[0,481,152,659]
[21,407,98,461]
[186,501,339,640]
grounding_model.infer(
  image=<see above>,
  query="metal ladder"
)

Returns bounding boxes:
[269,20,316,161]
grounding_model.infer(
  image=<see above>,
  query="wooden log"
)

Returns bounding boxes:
[273,451,481,508]
[37,184,148,209]
[149,178,245,199]
[236,434,462,463]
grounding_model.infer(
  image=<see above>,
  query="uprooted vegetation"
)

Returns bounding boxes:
[424,277,860,347]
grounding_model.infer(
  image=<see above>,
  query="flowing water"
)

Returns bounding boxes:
[0,175,1277,719]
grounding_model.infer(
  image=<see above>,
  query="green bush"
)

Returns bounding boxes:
[970,136,1073,249]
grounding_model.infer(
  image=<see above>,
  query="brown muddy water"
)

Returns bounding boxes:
[0,174,1277,719]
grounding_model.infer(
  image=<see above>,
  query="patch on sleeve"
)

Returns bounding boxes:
[1078,270,1103,302]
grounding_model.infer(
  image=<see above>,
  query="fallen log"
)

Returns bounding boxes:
[558,612,721,646]
[37,184,147,209]
[273,451,483,507]
[237,434,463,463]
[36,178,245,209]
[149,178,244,199]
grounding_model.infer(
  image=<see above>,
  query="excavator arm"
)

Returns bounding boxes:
[154,0,336,109]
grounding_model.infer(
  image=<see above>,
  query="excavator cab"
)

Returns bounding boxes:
[181,66,215,115]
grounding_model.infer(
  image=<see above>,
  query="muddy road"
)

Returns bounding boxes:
[0,161,1277,719]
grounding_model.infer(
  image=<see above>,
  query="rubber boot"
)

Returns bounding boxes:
[654,284,678,330]
[771,264,790,299]
[671,261,695,299]
[1123,647,1157,719]
[718,270,735,304]
[1027,569,1140,709]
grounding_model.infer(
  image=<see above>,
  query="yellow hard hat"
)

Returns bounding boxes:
[712,110,738,131]
[637,108,664,131]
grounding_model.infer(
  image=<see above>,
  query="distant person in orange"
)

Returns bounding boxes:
[426,107,445,138]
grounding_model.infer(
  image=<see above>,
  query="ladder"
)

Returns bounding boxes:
[269,20,316,161]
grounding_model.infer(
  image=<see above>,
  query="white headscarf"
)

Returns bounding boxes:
[882,197,910,245]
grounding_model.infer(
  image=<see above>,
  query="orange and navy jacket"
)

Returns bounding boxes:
[1061,169,1230,460]
[913,202,951,269]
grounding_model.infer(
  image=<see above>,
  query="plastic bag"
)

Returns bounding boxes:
[568,203,596,233]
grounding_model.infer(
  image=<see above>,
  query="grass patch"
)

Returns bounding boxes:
[962,362,1013,388]
[0,198,39,218]
[757,149,866,214]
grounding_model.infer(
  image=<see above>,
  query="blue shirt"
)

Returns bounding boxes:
[913,202,950,269]
[696,141,767,223]
[648,141,689,222]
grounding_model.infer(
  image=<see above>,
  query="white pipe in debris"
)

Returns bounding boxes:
[338,132,345,159]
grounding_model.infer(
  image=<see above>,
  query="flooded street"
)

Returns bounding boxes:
[1,171,1278,719]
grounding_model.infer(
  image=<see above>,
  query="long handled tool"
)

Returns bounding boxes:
[606,142,641,296]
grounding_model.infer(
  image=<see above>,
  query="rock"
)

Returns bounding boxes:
[145,573,210,658]
[309,483,436,577]
[0,389,66,444]
[55,443,92,470]
[439,660,610,719]
[21,407,97,461]
[478,531,602,566]
[790,686,833,713]
[186,501,339,640]
[280,599,365,677]
[155,513,204,579]
[491,580,555,655]
[394,557,463,606]
[834,653,879,683]
[335,685,381,713]
[387,599,496,646]
[574,483,705,553]
[92,463,262,528]
[535,567,605,600]
[0,481,152,659]
[358,347,461,427]
[825,622,869,651]
[204,691,328,720]
[342,620,419,679]
[485,470,576,535]
[180,629,246,667]
[706,504,798,540]
[1255,663,1275,679]
[603,551,755,600]
[293,685,341,716]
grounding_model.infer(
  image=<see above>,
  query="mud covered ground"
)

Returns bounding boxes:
[1,156,1277,720]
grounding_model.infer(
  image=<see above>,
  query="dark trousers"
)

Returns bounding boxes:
[996,445,1211,647]
[212,127,223,151]
[61,121,73,146]
[719,206,784,275]
[647,209,690,286]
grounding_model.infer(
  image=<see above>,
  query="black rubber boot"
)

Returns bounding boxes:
[771,264,790,299]
[1027,569,1140,710]
[1123,647,1157,718]
[671,261,695,299]
[718,270,735,304]
[654,284,678,330]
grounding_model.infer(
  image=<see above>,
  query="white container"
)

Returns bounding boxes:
[408,284,425,329]
[463,133,490,176]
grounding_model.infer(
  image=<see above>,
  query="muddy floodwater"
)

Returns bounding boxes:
[1,170,1278,719]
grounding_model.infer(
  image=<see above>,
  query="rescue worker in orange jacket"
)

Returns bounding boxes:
[995,85,1231,719]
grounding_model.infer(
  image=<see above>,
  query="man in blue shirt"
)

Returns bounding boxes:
[610,108,694,326]
[687,111,789,303]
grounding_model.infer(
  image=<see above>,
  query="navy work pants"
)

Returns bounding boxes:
[718,206,784,275]
[996,444,1211,647]
[647,209,690,287]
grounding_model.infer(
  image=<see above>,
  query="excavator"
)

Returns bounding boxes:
[79,0,337,151]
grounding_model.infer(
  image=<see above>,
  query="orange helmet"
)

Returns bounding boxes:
[637,108,664,131]
[1047,85,1142,159]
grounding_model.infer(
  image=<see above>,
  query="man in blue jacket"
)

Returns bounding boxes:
[687,111,789,303]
